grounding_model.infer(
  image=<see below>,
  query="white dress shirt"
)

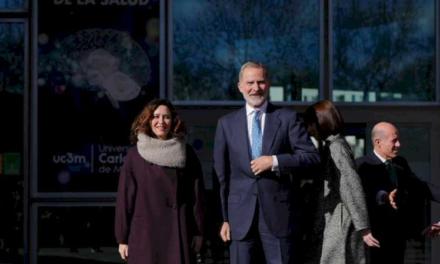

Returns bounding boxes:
[245,102,279,171]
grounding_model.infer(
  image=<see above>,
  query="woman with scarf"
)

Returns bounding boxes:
[115,99,204,264]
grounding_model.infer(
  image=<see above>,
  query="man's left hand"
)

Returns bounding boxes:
[250,156,273,175]
[388,189,398,210]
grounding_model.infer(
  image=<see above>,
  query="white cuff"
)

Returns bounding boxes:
[271,155,279,172]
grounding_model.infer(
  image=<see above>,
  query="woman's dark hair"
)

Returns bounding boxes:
[130,99,186,143]
[303,99,344,140]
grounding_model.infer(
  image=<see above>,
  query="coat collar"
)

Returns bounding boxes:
[367,152,384,165]
[238,106,251,154]
[262,103,281,154]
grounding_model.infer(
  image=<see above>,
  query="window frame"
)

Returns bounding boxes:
[165,0,324,106]
[166,0,440,106]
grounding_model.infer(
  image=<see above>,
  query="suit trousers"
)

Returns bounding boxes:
[368,236,406,264]
[229,200,296,264]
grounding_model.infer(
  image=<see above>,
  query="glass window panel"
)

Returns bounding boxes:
[0,0,25,9]
[344,123,366,159]
[35,205,232,264]
[0,22,24,263]
[333,0,435,102]
[36,1,159,192]
[186,125,216,189]
[36,206,119,264]
[173,0,319,102]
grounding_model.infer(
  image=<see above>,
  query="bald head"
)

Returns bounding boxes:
[372,122,398,141]
[371,122,401,160]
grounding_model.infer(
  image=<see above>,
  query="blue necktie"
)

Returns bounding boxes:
[251,110,262,159]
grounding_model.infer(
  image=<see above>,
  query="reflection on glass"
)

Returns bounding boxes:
[0,0,25,9]
[395,125,430,181]
[0,23,24,95]
[173,0,319,101]
[36,1,160,193]
[343,123,366,159]
[344,135,365,159]
[0,22,24,264]
[37,206,119,264]
[333,0,435,102]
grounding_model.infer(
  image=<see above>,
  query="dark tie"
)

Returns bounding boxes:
[251,110,262,159]
[385,160,398,188]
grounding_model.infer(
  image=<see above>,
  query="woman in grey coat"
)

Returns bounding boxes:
[304,100,379,264]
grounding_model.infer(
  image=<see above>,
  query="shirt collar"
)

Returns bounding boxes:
[246,101,268,116]
[373,149,387,163]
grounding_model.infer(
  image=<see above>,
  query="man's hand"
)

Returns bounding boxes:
[361,229,380,248]
[423,222,440,237]
[220,222,231,242]
[118,243,128,261]
[388,189,398,210]
[250,156,273,175]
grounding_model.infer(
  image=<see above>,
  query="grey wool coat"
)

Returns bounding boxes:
[317,134,370,264]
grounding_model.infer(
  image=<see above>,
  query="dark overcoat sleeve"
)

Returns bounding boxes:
[395,156,440,237]
[276,111,320,173]
[213,118,229,222]
[114,149,137,244]
[397,156,440,203]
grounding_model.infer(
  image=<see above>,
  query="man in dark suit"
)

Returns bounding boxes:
[356,122,440,264]
[213,61,319,264]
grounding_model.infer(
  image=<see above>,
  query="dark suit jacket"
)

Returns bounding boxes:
[213,103,319,240]
[356,153,439,241]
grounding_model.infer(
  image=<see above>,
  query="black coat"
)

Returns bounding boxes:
[356,153,439,263]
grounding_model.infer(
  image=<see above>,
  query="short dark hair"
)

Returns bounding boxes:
[304,99,344,140]
[238,61,269,81]
[130,99,186,143]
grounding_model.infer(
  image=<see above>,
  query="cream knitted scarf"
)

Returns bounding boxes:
[136,133,186,168]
